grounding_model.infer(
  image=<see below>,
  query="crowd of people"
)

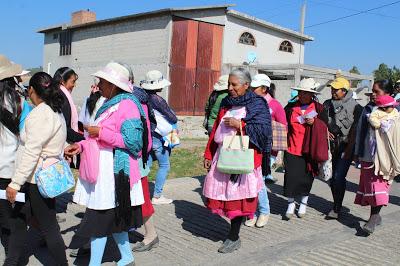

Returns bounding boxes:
[1,52,400,264]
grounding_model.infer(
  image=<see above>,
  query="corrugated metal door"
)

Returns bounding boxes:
[193,22,223,115]
[169,17,223,115]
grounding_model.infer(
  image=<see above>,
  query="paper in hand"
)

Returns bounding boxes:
[0,190,25,203]
[303,110,318,119]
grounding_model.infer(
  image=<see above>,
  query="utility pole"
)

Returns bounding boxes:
[300,0,306,34]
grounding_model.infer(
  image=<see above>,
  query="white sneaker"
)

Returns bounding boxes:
[152,195,173,205]
[244,217,257,227]
[256,214,269,227]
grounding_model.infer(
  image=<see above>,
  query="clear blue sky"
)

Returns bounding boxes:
[1,0,400,75]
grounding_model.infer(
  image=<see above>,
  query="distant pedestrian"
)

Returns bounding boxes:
[204,75,229,134]
[203,68,272,253]
[141,70,177,205]
[324,77,362,219]
[354,80,399,234]
[283,78,328,219]
[394,80,400,101]
[244,74,287,228]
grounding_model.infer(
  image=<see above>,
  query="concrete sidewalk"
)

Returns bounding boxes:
[2,167,400,265]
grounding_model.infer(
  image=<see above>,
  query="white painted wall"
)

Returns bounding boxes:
[42,14,172,107]
[222,15,305,66]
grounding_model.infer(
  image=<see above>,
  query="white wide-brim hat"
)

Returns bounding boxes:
[15,70,31,76]
[141,70,171,90]
[292,78,321,94]
[213,74,229,91]
[92,62,133,93]
[0,55,22,81]
[251,73,271,88]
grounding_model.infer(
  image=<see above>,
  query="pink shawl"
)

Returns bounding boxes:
[60,85,79,132]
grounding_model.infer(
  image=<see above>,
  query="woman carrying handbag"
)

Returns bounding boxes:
[6,72,69,265]
[203,68,272,253]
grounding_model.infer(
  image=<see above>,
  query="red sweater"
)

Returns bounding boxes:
[204,107,263,168]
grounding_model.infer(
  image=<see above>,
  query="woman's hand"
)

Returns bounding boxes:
[305,118,315,126]
[223,117,241,130]
[328,132,335,140]
[87,126,100,138]
[204,159,212,171]
[6,186,17,204]
[64,143,81,156]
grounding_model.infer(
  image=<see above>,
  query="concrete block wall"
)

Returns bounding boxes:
[42,15,172,107]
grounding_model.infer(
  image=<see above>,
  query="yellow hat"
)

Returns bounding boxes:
[329,77,350,90]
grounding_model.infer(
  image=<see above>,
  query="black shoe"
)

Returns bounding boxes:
[218,239,241,253]
[69,247,90,258]
[132,236,159,252]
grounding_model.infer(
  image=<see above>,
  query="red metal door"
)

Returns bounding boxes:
[169,18,223,115]
[193,22,224,115]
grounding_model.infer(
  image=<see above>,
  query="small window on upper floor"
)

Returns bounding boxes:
[53,33,58,40]
[279,40,293,53]
[239,32,256,46]
[59,30,72,56]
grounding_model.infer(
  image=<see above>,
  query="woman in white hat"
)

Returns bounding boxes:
[0,55,33,259]
[65,62,148,266]
[244,74,287,228]
[204,75,229,134]
[141,70,177,205]
[283,78,329,219]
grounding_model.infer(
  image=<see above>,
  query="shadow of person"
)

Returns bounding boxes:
[173,199,229,242]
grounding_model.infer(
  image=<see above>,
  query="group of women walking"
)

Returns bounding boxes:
[1,51,399,265]
[0,54,176,265]
[203,68,400,253]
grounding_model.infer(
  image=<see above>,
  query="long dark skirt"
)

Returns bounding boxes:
[283,152,314,197]
[69,205,142,249]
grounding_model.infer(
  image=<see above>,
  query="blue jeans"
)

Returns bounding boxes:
[330,143,352,212]
[148,136,171,198]
[264,156,276,181]
[256,175,270,216]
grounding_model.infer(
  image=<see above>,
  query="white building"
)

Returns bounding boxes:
[38,4,371,114]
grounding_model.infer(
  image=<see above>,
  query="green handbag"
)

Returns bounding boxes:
[217,126,254,174]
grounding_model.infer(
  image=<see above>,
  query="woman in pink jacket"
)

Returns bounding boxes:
[65,62,147,266]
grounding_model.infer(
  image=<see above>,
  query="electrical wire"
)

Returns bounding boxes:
[306,0,400,28]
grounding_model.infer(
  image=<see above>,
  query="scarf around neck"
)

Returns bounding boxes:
[60,85,78,132]
[221,90,272,154]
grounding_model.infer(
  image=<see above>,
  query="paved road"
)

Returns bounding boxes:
[1,167,400,265]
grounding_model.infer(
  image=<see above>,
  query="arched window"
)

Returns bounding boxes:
[239,32,256,46]
[279,40,293,53]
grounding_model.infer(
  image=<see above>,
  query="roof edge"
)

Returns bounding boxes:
[37,4,235,33]
[227,10,314,41]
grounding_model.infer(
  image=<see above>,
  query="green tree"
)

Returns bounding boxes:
[349,66,361,87]
[27,66,43,75]
[373,63,393,81]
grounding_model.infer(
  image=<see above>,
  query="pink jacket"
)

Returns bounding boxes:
[79,99,152,186]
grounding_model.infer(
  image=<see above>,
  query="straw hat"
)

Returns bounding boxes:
[213,75,229,91]
[0,55,22,81]
[292,78,320,94]
[141,70,171,91]
[92,62,133,93]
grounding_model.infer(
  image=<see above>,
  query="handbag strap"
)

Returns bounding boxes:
[227,123,246,150]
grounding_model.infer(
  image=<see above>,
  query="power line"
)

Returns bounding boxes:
[306,0,400,28]
[309,0,400,21]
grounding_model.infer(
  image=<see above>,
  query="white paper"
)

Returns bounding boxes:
[304,110,318,119]
[0,190,25,203]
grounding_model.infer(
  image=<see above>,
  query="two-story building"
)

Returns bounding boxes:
[38,4,372,115]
